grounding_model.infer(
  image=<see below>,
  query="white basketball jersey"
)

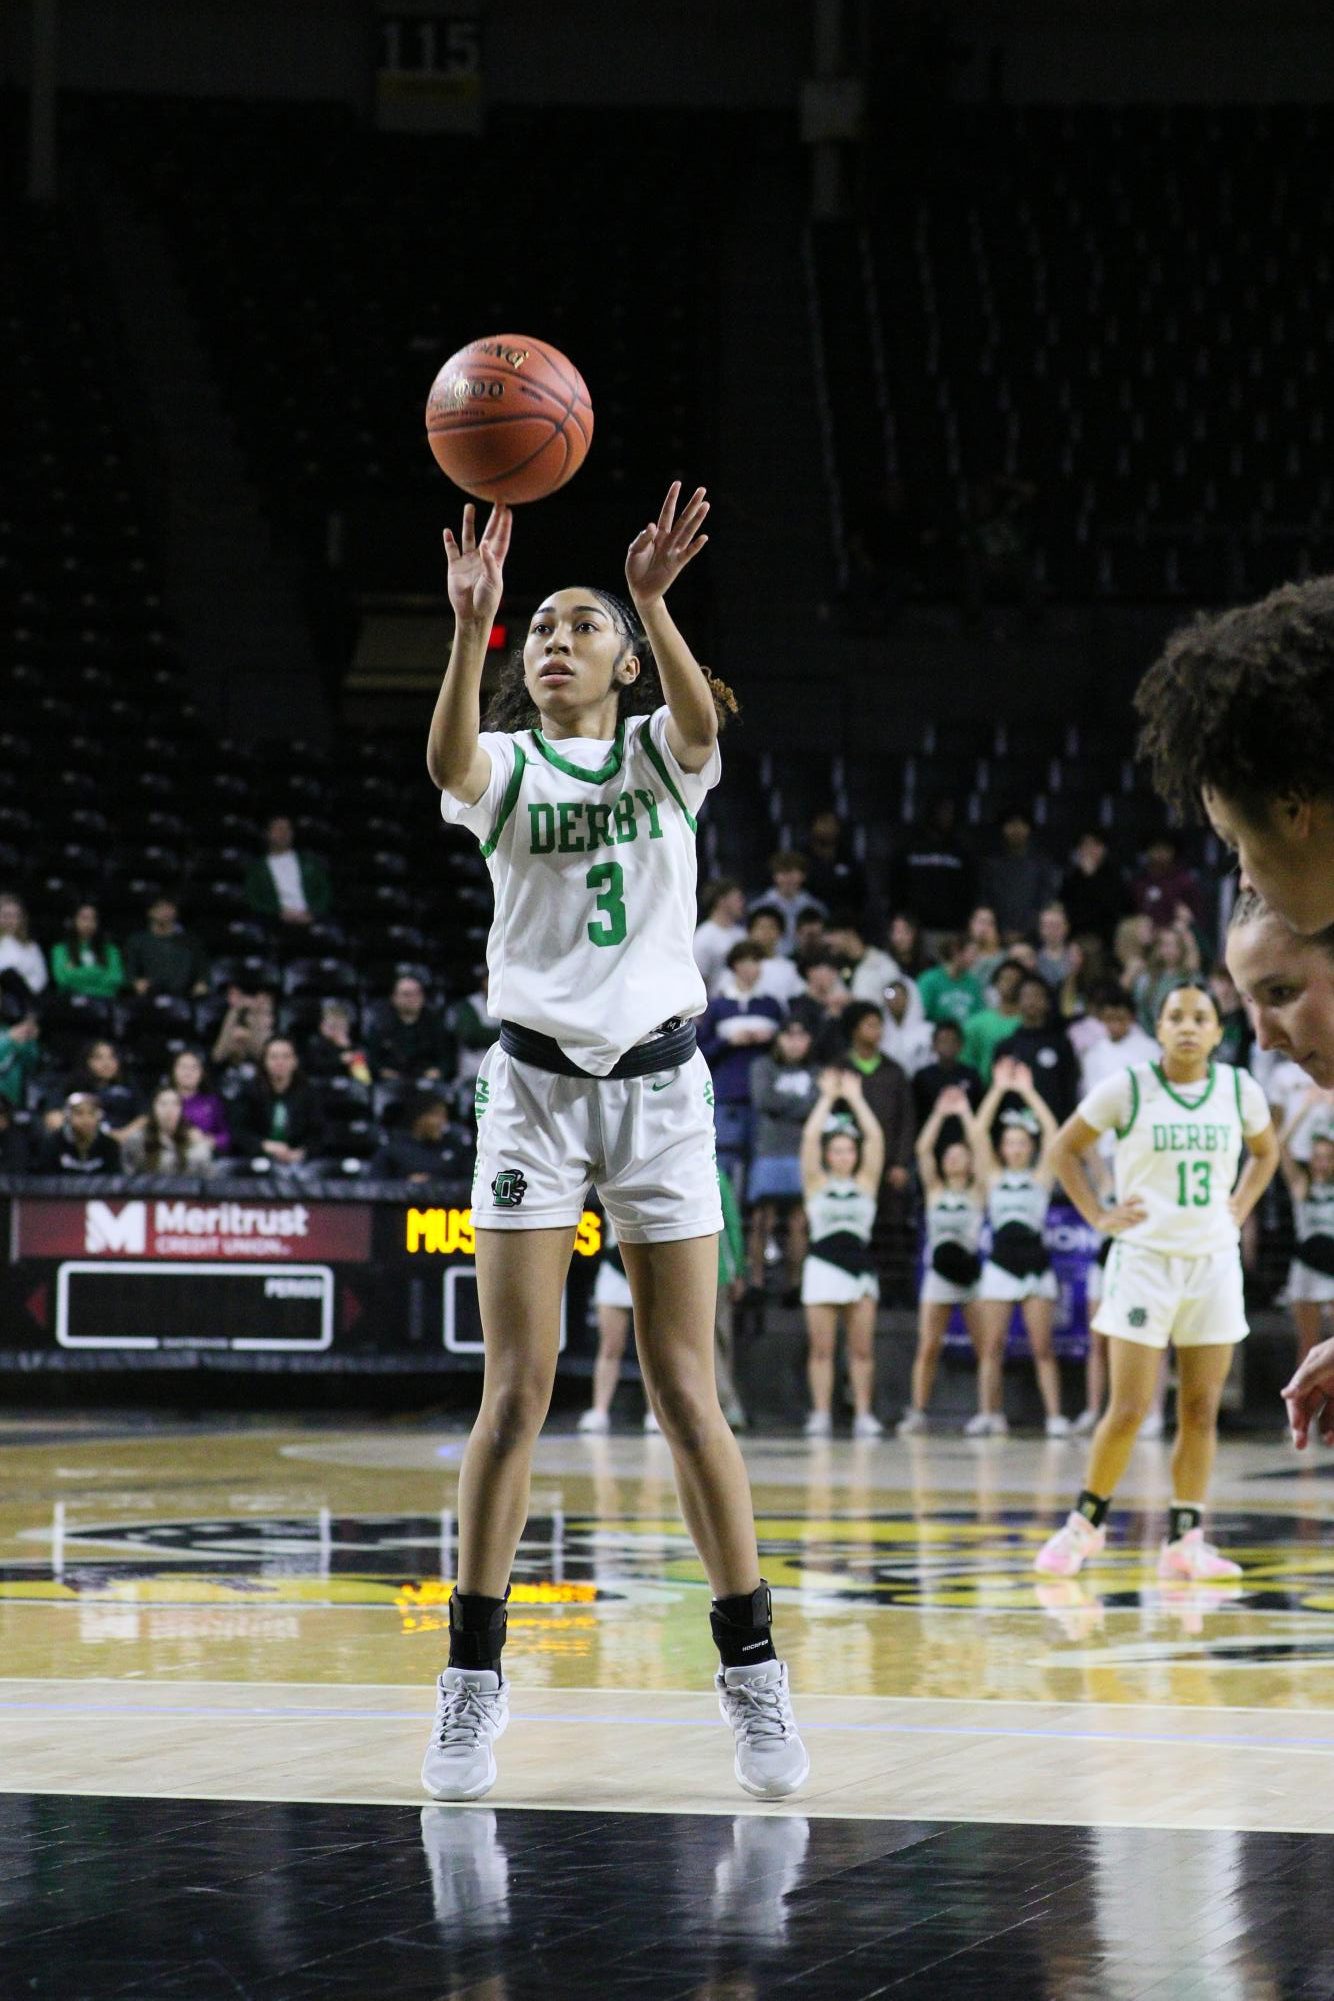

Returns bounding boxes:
[1078,1061,1271,1256]
[441,707,720,1076]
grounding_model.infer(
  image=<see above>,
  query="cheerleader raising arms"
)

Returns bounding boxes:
[799,1068,886,1437]
[900,1088,985,1435]
[969,1058,1065,1435]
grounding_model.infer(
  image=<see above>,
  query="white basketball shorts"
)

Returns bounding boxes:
[1094,1239,1249,1350]
[470,1044,723,1244]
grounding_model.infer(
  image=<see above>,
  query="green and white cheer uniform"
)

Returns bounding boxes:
[1290,1177,1334,1306]
[801,1178,879,1306]
[442,707,724,1241]
[979,1170,1058,1303]
[920,1189,984,1306]
[1078,1060,1271,1349]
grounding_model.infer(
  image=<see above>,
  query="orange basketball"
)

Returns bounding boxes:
[425,333,593,504]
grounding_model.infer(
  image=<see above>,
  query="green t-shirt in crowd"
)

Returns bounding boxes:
[918,965,985,1029]
[962,1007,1022,1081]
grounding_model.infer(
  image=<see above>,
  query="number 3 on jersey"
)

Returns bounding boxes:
[586,861,628,946]
[1176,1160,1212,1207]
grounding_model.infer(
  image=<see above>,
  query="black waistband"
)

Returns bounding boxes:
[499,1017,697,1080]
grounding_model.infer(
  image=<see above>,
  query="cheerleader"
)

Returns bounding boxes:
[799,1067,885,1438]
[899,1087,985,1435]
[971,1057,1066,1437]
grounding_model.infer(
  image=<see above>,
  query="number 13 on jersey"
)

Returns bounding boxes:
[1176,1160,1212,1207]
[586,861,628,946]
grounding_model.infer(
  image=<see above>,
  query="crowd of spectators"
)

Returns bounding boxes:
[3,793,1331,1313]
[0,813,497,1186]
[697,807,1333,1305]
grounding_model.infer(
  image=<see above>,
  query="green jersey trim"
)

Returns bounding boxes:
[1233,1064,1243,1123]
[480,743,527,859]
[1115,1069,1140,1140]
[1151,1061,1217,1114]
[530,722,625,783]
[639,726,699,834]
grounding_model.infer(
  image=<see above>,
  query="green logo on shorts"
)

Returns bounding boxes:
[474,1079,491,1117]
[1128,1306,1148,1329]
[703,1081,715,1109]
[491,1169,528,1208]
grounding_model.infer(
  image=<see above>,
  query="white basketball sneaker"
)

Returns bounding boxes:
[852,1412,884,1440]
[1158,1529,1243,1582]
[577,1408,610,1434]
[421,1667,509,1801]
[715,1659,810,1800]
[803,1410,832,1438]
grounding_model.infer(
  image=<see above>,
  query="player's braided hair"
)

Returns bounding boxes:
[482,587,739,733]
[1134,575,1334,815]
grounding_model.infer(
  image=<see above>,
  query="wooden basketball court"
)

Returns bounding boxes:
[3,1416,1331,1996]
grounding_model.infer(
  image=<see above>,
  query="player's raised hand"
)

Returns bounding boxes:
[626,481,710,606]
[443,501,511,627]
[1282,1337,1334,1449]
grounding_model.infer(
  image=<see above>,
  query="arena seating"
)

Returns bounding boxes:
[70,97,717,602]
[811,105,1334,602]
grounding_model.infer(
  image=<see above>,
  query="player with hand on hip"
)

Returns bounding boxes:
[1035,979,1279,1581]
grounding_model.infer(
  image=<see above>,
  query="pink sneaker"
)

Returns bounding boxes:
[1034,1511,1106,1577]
[1157,1528,1242,1581]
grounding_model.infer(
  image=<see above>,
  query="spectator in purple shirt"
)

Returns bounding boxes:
[168,1048,232,1157]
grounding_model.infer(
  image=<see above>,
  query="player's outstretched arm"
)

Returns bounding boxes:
[1283,1338,1334,1449]
[426,501,511,801]
[626,480,716,771]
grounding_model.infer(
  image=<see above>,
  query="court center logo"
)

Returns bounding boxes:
[490,1169,529,1208]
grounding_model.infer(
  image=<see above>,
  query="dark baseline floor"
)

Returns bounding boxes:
[2,1796,1332,2001]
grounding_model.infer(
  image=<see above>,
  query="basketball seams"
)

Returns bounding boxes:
[426,333,592,500]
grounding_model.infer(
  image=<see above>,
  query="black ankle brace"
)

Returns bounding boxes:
[710,1581,777,1669]
[448,1587,509,1672]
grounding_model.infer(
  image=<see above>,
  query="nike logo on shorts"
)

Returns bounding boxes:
[648,1079,672,1092]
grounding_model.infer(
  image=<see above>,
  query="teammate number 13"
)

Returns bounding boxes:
[1175,1160,1212,1208]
